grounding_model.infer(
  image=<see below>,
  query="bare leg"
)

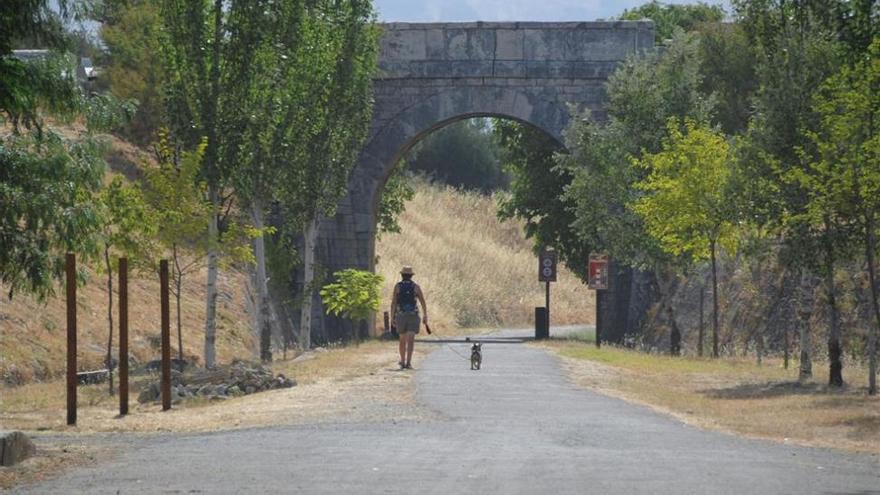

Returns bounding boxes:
[405,333,415,366]
[398,333,406,366]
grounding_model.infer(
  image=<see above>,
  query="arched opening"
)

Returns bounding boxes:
[372,114,594,335]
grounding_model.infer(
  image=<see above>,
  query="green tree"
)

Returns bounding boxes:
[159,0,377,358]
[632,119,739,358]
[1,1,109,301]
[1,0,78,135]
[797,41,880,394]
[97,0,166,145]
[560,30,715,347]
[0,133,105,299]
[619,1,725,41]
[407,119,508,192]
[281,0,378,351]
[158,0,229,368]
[144,133,211,363]
[320,269,383,343]
[223,0,375,360]
[378,161,415,236]
[733,0,848,384]
[95,175,155,394]
[492,121,584,273]
[696,21,757,135]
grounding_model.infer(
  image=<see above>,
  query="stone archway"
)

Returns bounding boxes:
[305,21,655,341]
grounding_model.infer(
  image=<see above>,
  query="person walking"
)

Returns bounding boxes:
[390,266,427,369]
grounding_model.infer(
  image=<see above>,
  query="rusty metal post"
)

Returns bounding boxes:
[119,257,129,416]
[66,253,77,425]
[160,260,172,411]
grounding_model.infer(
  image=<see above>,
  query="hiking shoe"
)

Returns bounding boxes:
[404,363,412,369]
[398,362,405,370]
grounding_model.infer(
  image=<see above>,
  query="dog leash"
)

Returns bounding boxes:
[422,322,474,362]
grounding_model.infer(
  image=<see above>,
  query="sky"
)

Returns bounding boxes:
[373,0,729,23]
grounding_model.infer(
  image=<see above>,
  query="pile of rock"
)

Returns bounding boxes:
[138,360,295,404]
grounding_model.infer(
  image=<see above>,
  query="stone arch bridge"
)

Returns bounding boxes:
[297,21,656,343]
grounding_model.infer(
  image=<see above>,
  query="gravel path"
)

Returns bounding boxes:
[13,329,880,494]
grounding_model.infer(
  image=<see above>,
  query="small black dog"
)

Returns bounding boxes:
[470,342,482,370]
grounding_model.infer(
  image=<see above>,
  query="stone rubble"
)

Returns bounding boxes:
[137,360,295,404]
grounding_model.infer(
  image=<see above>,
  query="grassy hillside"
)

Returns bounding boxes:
[376,181,594,332]
[0,130,256,387]
[0,264,256,386]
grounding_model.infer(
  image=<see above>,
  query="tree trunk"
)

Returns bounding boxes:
[823,224,843,387]
[667,305,681,356]
[698,282,704,357]
[710,239,720,358]
[202,0,223,369]
[797,272,813,381]
[251,200,272,362]
[756,328,763,366]
[864,210,879,395]
[173,244,184,363]
[299,215,320,351]
[783,323,790,370]
[204,185,220,369]
[104,245,114,396]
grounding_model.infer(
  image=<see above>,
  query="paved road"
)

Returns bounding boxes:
[15,330,880,494]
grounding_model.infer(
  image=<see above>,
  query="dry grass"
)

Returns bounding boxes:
[0,340,428,434]
[0,263,256,386]
[0,441,111,491]
[375,181,594,332]
[541,339,880,455]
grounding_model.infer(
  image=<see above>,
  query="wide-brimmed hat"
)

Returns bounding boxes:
[400,265,414,275]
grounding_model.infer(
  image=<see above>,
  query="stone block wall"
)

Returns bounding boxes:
[304,21,655,342]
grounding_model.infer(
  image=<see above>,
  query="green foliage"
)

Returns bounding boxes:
[407,119,508,192]
[619,1,725,40]
[790,38,880,272]
[632,119,738,261]
[696,22,757,134]
[96,175,156,265]
[320,269,383,322]
[492,120,583,273]
[562,31,715,271]
[378,161,415,236]
[1,0,68,54]
[143,132,211,258]
[84,92,138,133]
[262,1,380,228]
[0,131,105,299]
[97,0,166,144]
[0,52,81,135]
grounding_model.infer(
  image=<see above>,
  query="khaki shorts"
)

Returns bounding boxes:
[395,312,420,334]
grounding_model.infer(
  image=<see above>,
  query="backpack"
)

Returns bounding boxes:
[396,280,418,313]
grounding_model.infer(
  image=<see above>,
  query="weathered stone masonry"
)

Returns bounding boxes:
[303,21,655,342]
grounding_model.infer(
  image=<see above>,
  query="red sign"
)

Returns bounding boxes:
[588,254,609,290]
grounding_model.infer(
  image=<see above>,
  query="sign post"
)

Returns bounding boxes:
[588,254,610,348]
[538,248,557,337]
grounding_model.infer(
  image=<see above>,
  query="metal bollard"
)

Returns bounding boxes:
[535,307,549,340]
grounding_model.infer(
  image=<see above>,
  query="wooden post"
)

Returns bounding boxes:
[66,253,77,426]
[545,281,550,336]
[160,260,172,411]
[595,290,602,349]
[119,258,129,416]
